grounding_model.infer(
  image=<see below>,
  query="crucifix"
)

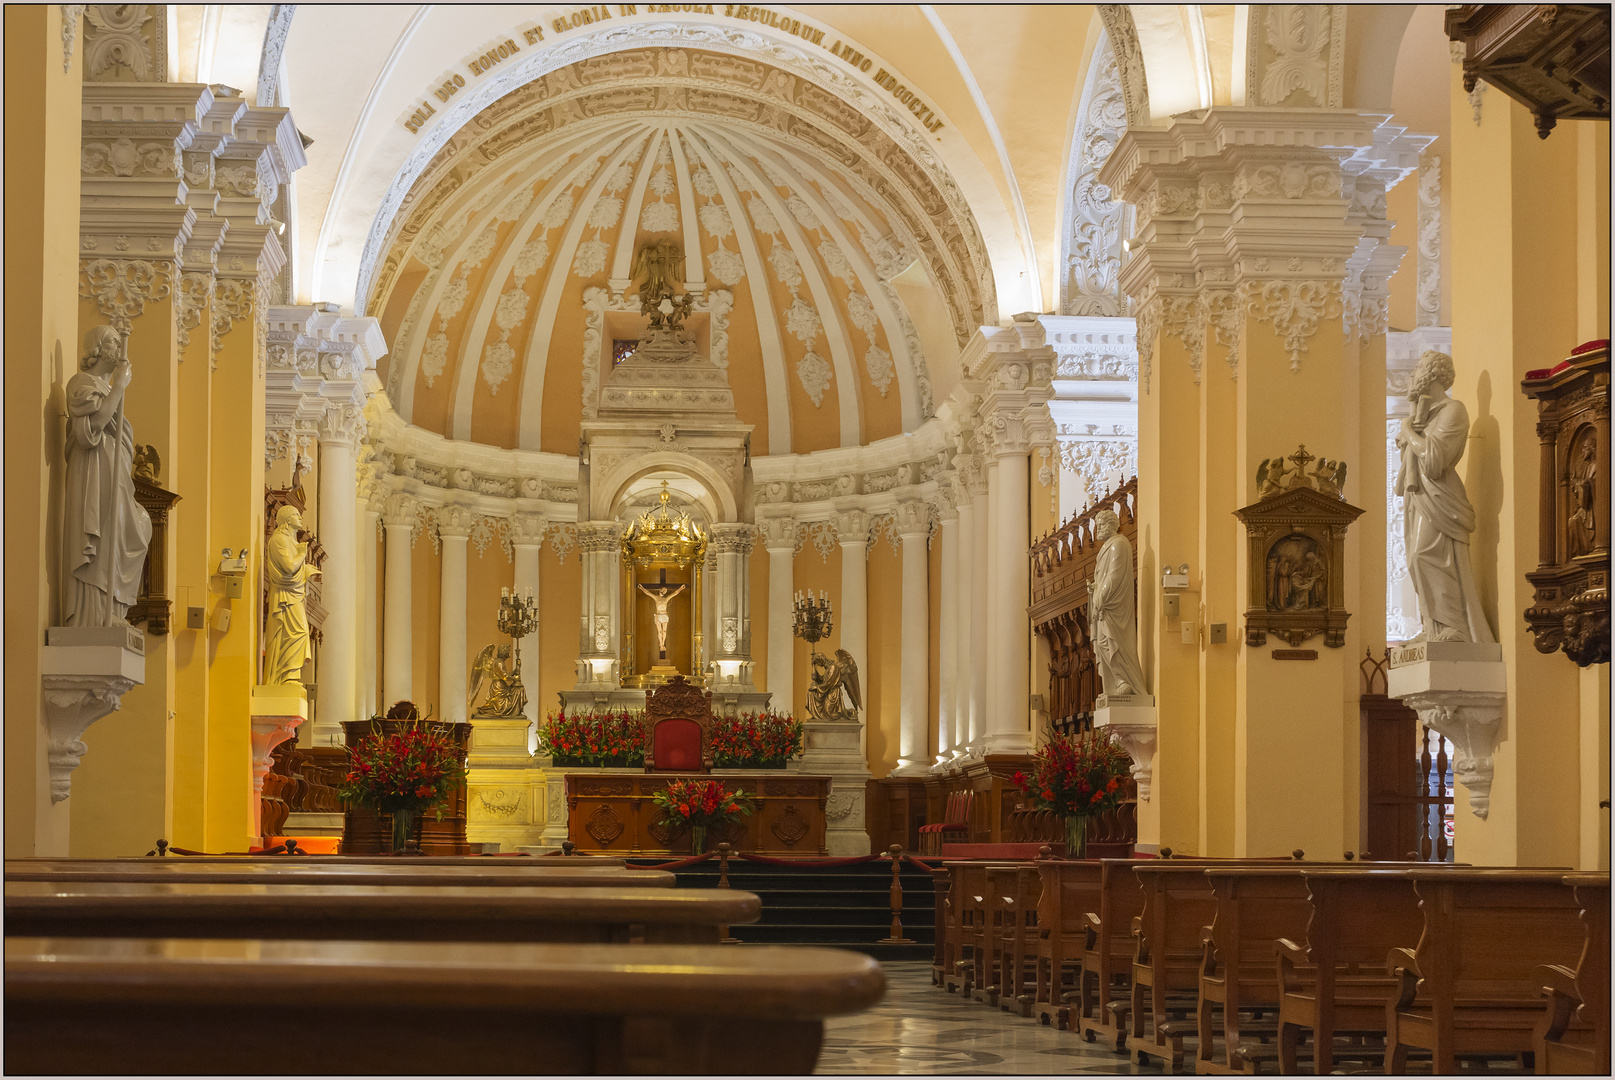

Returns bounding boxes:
[636,568,688,662]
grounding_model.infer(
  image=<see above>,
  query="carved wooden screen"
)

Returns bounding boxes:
[1360,648,1455,862]
[1030,477,1137,735]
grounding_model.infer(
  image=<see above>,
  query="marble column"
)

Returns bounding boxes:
[958,472,984,751]
[986,449,1032,753]
[381,493,417,706]
[935,504,959,763]
[313,407,361,743]
[709,524,755,689]
[437,507,472,724]
[762,518,796,713]
[510,513,546,746]
[360,488,383,723]
[972,465,995,750]
[575,523,621,687]
[835,511,870,720]
[893,501,931,775]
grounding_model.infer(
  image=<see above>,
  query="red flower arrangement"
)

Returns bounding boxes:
[710,711,804,768]
[653,778,752,853]
[1011,733,1133,857]
[536,710,646,766]
[337,720,466,853]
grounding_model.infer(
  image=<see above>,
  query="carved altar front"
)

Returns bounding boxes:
[565,772,830,855]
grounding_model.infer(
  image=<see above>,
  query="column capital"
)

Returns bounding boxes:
[317,402,366,447]
[382,492,419,528]
[893,499,932,540]
[835,509,870,543]
[709,523,756,555]
[437,504,475,539]
[758,515,797,551]
[510,512,549,546]
[577,521,622,554]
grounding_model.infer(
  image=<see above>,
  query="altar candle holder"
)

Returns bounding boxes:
[791,590,833,647]
[497,588,539,677]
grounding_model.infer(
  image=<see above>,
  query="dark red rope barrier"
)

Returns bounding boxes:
[732,851,886,868]
[633,850,720,871]
[900,854,936,874]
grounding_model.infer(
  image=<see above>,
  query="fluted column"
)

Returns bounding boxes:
[313,406,362,743]
[893,501,931,775]
[935,503,960,763]
[510,513,546,741]
[381,494,417,706]
[437,507,473,724]
[836,510,870,719]
[761,518,796,712]
[360,488,382,723]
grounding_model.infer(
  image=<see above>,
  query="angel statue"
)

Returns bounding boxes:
[468,643,527,718]
[806,648,862,723]
[631,239,692,330]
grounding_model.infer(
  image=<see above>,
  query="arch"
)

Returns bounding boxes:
[1059,29,1130,317]
[592,453,740,524]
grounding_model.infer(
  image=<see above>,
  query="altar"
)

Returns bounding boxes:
[565,771,832,856]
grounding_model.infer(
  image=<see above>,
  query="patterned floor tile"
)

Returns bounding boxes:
[816,961,1163,1075]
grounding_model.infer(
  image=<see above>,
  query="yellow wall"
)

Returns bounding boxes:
[4,3,81,856]
[865,535,902,775]
[1449,74,1608,868]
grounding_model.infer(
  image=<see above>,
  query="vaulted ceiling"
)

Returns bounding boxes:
[367,46,998,455]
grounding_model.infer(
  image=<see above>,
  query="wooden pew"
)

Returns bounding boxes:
[941,860,1014,997]
[1386,869,1583,1074]
[1032,856,1103,1029]
[4,880,759,944]
[1533,872,1610,1075]
[974,864,1018,1002]
[993,864,1042,1016]
[931,866,952,986]
[4,937,884,1074]
[1130,860,1223,1070]
[1079,857,1149,1051]
[4,858,674,889]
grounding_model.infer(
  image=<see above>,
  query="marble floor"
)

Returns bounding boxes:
[816,961,1162,1076]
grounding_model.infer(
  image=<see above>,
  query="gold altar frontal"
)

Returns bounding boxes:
[621,485,706,689]
[565,773,831,856]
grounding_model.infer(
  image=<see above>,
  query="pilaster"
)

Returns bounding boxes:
[760,516,797,712]
[437,506,474,724]
[891,500,932,775]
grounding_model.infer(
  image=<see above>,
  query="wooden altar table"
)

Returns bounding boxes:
[566,772,831,855]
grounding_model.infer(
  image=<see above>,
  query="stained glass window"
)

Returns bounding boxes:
[612,339,640,365]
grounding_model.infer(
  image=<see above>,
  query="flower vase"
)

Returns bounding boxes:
[690,825,707,855]
[1064,814,1088,859]
[391,807,419,855]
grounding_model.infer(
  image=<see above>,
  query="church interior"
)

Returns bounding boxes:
[5,3,1610,1074]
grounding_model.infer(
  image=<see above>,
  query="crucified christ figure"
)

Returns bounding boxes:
[636,568,688,661]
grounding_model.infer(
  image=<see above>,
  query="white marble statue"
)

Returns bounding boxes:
[1395,350,1495,644]
[263,505,320,685]
[1089,508,1148,698]
[62,325,152,627]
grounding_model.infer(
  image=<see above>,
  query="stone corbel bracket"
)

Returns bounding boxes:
[1093,702,1158,802]
[41,637,146,804]
[1388,643,1506,819]
[1397,690,1505,819]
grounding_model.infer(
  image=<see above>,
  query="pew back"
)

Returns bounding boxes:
[4,881,758,944]
[4,859,674,889]
[1407,870,1584,1003]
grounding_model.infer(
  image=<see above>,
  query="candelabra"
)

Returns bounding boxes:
[792,590,834,650]
[498,586,539,677]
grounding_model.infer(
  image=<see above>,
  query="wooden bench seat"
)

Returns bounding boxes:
[1079,857,1150,1051]
[4,858,674,889]
[1534,872,1610,1074]
[1032,857,1103,1029]
[4,936,883,1074]
[1386,869,1583,1074]
[4,880,759,944]
[1131,861,1224,1070]
[992,864,1042,1015]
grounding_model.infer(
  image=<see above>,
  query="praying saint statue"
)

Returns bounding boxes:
[636,569,688,662]
[263,505,320,686]
[1395,350,1495,643]
[62,325,152,627]
[468,644,526,718]
[806,649,863,723]
[1088,508,1147,699]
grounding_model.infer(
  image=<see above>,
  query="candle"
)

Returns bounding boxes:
[501,586,509,598]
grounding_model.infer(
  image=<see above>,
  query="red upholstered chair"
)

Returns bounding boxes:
[642,676,715,773]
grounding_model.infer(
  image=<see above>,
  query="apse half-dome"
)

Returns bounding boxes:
[367,46,997,457]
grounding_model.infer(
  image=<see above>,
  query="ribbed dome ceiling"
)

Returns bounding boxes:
[369,46,996,456]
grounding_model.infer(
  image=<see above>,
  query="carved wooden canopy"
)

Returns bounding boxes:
[1234,448,1364,649]
[1521,342,1609,666]
[1446,5,1611,138]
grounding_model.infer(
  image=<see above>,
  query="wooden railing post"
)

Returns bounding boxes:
[879,844,915,944]
[717,842,739,944]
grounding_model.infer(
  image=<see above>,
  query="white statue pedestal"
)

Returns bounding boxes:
[250,686,307,835]
[795,720,872,854]
[1388,640,1506,819]
[1093,694,1158,802]
[466,714,544,852]
[42,625,146,804]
